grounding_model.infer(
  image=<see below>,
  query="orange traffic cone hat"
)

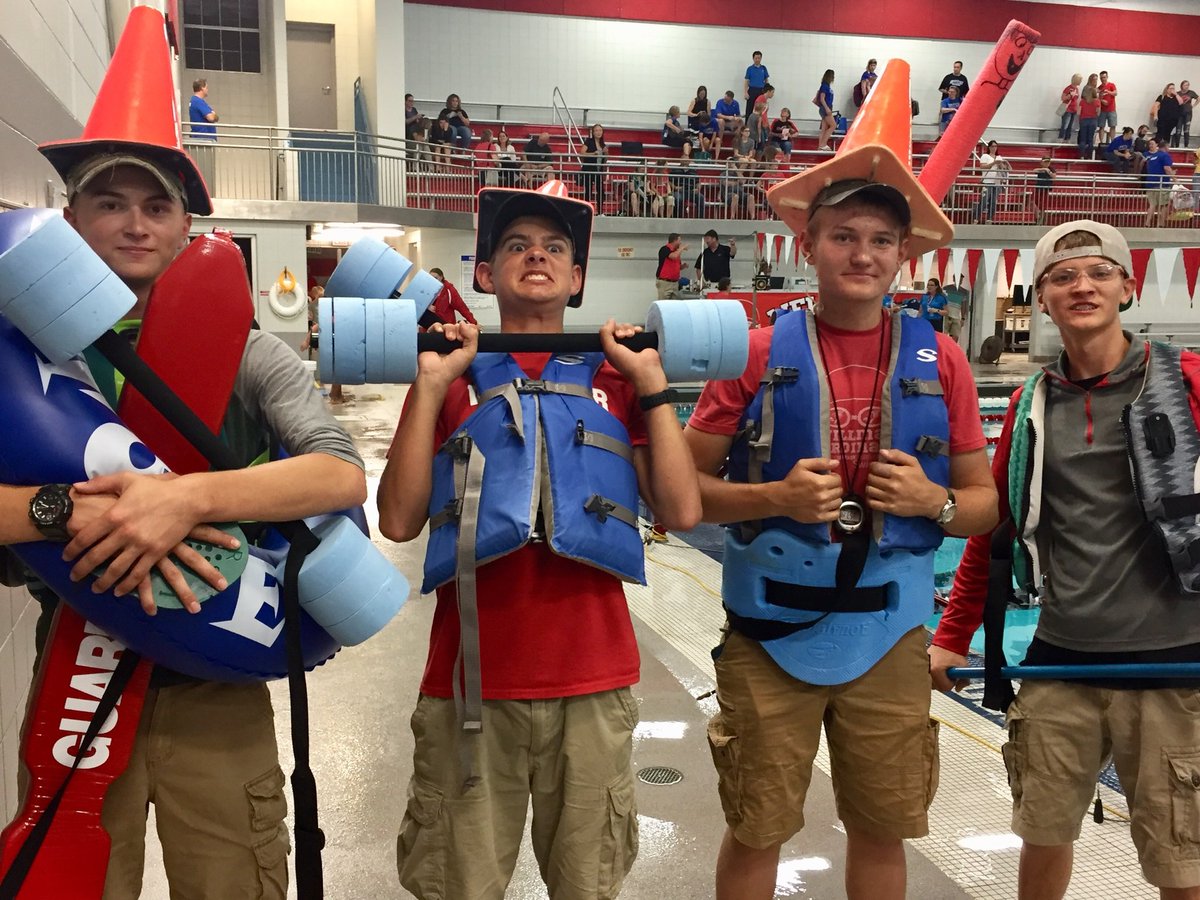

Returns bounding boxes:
[39,5,212,215]
[767,60,951,256]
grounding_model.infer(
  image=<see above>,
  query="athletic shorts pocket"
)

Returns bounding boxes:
[598,771,639,899]
[924,719,941,808]
[1167,751,1200,855]
[396,779,447,899]
[252,829,289,899]
[707,714,742,823]
[1002,718,1026,803]
[245,766,288,833]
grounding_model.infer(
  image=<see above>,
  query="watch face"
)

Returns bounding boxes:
[837,498,866,534]
[32,488,70,525]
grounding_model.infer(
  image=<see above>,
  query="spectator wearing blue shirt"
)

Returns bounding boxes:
[854,59,878,109]
[1106,127,1135,174]
[939,86,961,137]
[744,51,770,118]
[1143,136,1177,226]
[188,78,218,141]
[814,69,836,150]
[919,278,948,332]
[712,90,744,161]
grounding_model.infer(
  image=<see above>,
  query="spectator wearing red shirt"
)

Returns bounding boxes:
[1078,74,1101,160]
[427,267,477,326]
[1097,69,1118,147]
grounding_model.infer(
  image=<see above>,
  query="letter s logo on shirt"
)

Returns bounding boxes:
[916,348,939,363]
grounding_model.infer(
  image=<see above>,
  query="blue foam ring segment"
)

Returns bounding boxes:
[400,269,443,311]
[15,242,119,333]
[325,237,413,300]
[710,299,751,380]
[0,208,59,259]
[363,297,387,384]
[300,544,404,631]
[383,298,419,383]
[293,515,372,602]
[645,300,693,382]
[28,272,141,365]
[0,212,83,309]
[330,297,367,385]
[320,571,408,646]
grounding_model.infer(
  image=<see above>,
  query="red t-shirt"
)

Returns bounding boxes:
[688,315,986,501]
[1080,96,1101,119]
[395,353,649,700]
[1100,82,1117,113]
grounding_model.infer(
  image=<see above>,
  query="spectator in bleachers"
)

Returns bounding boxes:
[627,163,649,216]
[663,105,690,149]
[1105,127,1136,174]
[428,114,455,169]
[732,123,756,163]
[1151,83,1183,146]
[1175,80,1198,148]
[521,131,555,185]
[854,59,878,110]
[1058,74,1082,141]
[647,163,675,217]
[748,97,770,160]
[1143,136,1177,227]
[1191,149,1200,201]
[759,146,793,206]
[1077,74,1100,160]
[494,130,520,187]
[814,69,837,151]
[972,140,1010,224]
[745,51,770,118]
[407,118,431,168]
[720,156,754,219]
[939,61,969,102]
[440,93,473,149]
[712,90,744,161]
[769,108,796,157]
[1097,70,1119,148]
[475,128,500,187]
[939,86,961,137]
[404,93,422,139]
[670,142,705,217]
[580,122,608,209]
[1030,157,1056,225]
[688,86,716,146]
[1133,123,1152,173]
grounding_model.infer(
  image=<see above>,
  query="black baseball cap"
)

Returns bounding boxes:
[811,179,912,226]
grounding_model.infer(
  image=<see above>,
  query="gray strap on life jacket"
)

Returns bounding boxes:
[900,377,944,397]
[584,493,638,527]
[450,440,486,792]
[428,435,473,532]
[575,420,634,463]
[739,366,799,540]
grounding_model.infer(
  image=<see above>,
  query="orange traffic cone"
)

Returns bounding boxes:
[39,6,212,215]
[766,60,952,256]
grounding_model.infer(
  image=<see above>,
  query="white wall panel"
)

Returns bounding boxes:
[404,6,1200,135]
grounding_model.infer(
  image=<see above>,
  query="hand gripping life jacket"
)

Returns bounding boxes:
[723,310,950,685]
[1009,341,1200,595]
[423,352,644,778]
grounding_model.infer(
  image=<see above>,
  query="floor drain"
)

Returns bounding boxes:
[637,765,683,786]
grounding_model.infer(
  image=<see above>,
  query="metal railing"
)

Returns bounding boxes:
[184,123,1200,228]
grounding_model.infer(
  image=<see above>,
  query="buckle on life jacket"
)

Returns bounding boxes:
[901,377,944,397]
[514,379,548,394]
[584,494,618,523]
[764,366,799,385]
[915,434,950,457]
[446,433,474,460]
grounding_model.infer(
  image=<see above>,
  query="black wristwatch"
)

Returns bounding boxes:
[29,484,73,542]
[638,389,676,412]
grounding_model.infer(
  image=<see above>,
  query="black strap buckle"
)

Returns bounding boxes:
[515,379,547,394]
[763,366,799,385]
[584,494,617,523]
[445,433,474,460]
[575,419,586,444]
[915,434,949,457]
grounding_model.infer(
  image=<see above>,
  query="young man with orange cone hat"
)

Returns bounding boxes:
[683,61,998,899]
[0,7,365,897]
[378,179,700,898]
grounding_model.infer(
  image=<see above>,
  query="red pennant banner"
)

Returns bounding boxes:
[772,234,785,263]
[936,248,951,283]
[908,258,919,278]
[1130,248,1152,304]
[1002,248,1019,288]
[1182,248,1200,304]
[966,249,983,288]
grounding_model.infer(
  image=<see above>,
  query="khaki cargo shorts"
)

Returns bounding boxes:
[707,627,939,849]
[1004,679,1200,889]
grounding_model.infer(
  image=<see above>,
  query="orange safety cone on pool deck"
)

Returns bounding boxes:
[38,5,212,215]
[766,60,952,256]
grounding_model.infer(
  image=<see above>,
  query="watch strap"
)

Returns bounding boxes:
[29,484,73,542]
[638,389,676,412]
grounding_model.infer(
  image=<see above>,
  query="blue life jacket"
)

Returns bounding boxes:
[423,351,646,593]
[723,310,950,684]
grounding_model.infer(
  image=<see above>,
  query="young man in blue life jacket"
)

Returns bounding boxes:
[931,220,1200,900]
[683,62,999,900]
[0,8,366,895]
[377,180,701,899]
